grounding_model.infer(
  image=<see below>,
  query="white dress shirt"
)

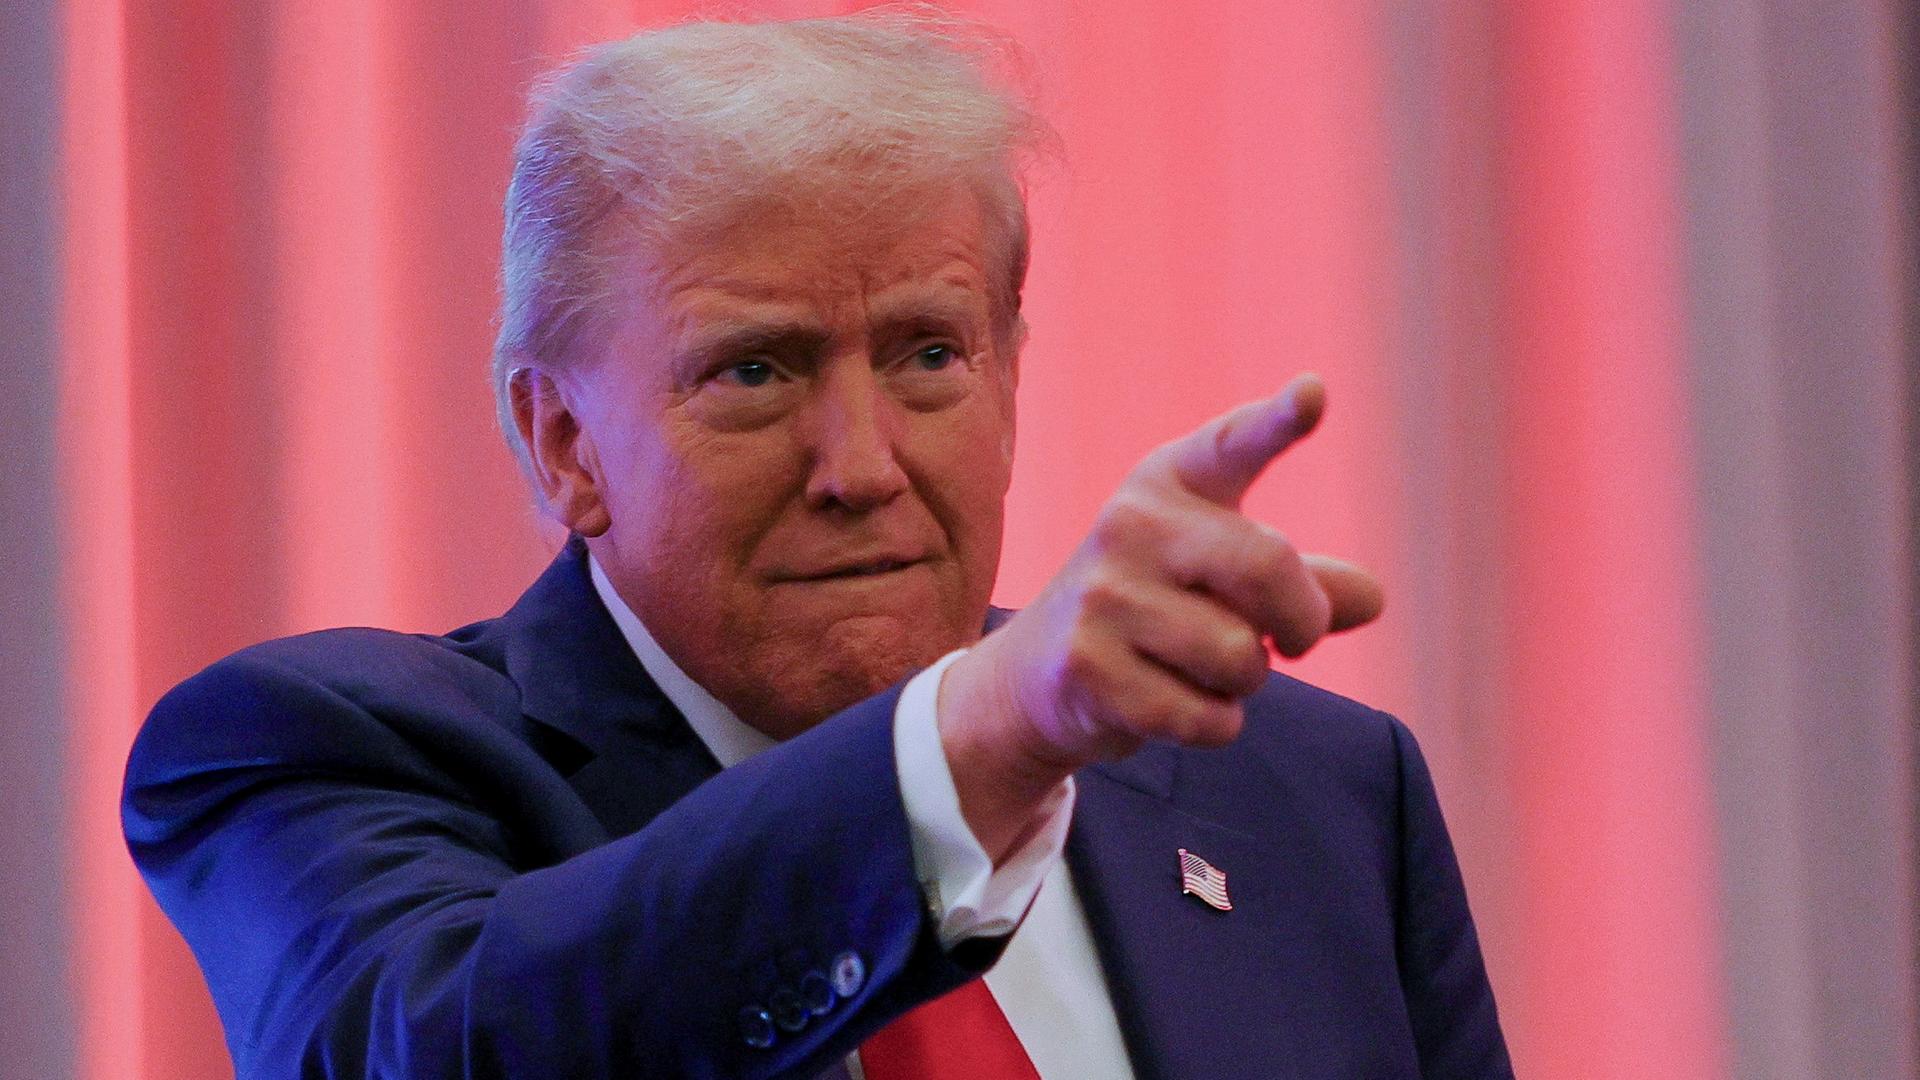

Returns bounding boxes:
[588,558,1135,1080]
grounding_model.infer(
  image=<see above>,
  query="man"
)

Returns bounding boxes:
[125,11,1512,1079]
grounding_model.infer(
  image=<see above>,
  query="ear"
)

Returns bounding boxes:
[511,366,612,537]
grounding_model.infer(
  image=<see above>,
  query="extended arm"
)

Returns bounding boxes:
[125,651,986,1080]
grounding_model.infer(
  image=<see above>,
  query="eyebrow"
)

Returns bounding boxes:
[867,274,992,338]
[680,318,833,370]
[668,274,991,378]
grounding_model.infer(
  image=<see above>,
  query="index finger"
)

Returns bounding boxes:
[1147,373,1327,507]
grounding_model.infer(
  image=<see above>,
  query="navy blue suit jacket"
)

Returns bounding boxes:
[124,539,1512,1079]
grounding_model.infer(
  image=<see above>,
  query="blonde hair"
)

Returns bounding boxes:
[492,6,1049,469]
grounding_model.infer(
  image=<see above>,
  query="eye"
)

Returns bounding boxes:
[719,359,777,387]
[909,344,959,372]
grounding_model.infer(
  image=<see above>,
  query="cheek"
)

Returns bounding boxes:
[953,463,1010,573]
[601,415,800,572]
[915,400,1013,564]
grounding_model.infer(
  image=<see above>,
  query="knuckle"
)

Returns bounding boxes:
[1141,694,1193,736]
[1300,582,1334,632]
[1272,599,1331,658]
[1060,637,1104,687]
[1248,530,1299,579]
[1208,412,1253,466]
[1176,698,1242,747]
[1215,623,1262,661]
[1218,630,1271,693]
[1234,659,1272,697]
[1078,567,1136,619]
[1093,491,1162,549]
[1271,621,1314,658]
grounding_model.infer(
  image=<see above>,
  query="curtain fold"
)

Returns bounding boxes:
[1674,2,1917,1076]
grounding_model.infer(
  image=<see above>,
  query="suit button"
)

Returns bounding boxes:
[798,970,835,1015]
[770,987,809,1033]
[738,1006,776,1049]
[829,951,866,999]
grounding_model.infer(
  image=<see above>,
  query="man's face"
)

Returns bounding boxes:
[566,186,1017,737]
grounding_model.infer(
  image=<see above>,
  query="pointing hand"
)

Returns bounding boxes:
[938,374,1384,858]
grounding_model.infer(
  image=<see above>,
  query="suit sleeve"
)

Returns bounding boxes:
[123,650,995,1080]
[1384,716,1516,1079]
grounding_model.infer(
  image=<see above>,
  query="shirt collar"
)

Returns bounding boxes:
[588,553,777,768]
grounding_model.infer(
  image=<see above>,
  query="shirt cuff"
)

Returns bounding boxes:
[893,648,1076,950]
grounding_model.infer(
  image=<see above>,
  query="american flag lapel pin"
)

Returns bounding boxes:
[1178,848,1232,911]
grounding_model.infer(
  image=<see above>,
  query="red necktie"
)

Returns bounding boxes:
[859,979,1042,1080]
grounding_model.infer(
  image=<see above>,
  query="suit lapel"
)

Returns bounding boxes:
[494,537,722,838]
[496,554,1337,1072]
[1067,749,1316,1080]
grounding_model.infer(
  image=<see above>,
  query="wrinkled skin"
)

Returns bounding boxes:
[518,188,1016,738]
[514,183,1383,856]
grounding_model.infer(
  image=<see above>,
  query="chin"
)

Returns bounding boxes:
[756,614,955,734]
[819,615,938,694]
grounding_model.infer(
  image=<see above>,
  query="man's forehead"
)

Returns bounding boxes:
[643,235,993,331]
[680,281,981,346]
[672,259,988,311]
[644,182,987,280]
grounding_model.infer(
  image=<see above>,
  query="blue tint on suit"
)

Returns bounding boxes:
[124,538,1513,1078]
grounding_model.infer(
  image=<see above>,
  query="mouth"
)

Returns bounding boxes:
[783,558,924,582]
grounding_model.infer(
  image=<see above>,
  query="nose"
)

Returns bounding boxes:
[802,361,911,513]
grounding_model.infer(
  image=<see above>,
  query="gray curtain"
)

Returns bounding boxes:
[0,0,75,1077]
[1387,0,1917,1076]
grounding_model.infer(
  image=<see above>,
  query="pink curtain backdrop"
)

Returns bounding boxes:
[48,1,1914,1078]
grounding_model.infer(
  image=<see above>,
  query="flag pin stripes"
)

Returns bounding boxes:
[1178,848,1232,911]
